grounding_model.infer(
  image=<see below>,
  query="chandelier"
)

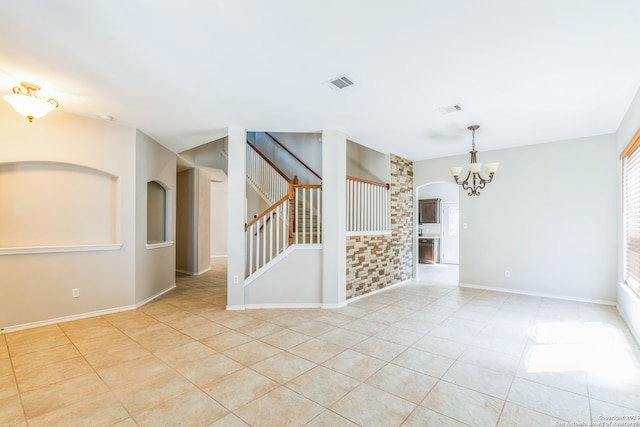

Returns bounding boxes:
[3,82,59,122]
[450,125,499,196]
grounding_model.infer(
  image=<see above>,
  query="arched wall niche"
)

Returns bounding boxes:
[0,161,120,250]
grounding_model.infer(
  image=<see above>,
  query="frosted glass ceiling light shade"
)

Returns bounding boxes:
[3,82,59,122]
[450,125,499,196]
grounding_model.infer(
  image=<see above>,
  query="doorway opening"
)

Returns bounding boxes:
[416,181,459,285]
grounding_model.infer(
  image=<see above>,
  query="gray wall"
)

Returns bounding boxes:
[415,134,618,303]
[135,130,177,302]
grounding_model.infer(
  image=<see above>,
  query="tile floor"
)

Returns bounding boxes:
[1,259,640,426]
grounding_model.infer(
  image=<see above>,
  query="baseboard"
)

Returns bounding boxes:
[1,283,177,335]
[1,304,136,334]
[459,282,616,306]
[346,278,413,304]
[244,303,322,309]
[322,302,348,309]
[176,267,211,276]
[226,305,246,311]
[135,284,177,308]
[211,255,228,259]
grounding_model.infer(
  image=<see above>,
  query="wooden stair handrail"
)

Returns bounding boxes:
[246,141,292,183]
[346,175,390,189]
[264,132,322,181]
[245,194,289,230]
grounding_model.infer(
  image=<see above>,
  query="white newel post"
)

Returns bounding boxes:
[322,130,347,308]
[227,127,246,309]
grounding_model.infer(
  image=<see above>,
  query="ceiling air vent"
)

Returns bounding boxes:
[437,104,463,114]
[325,74,356,90]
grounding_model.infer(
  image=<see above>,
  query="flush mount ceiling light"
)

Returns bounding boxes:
[450,125,499,196]
[3,82,59,122]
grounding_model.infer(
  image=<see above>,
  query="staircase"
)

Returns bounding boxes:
[245,133,323,278]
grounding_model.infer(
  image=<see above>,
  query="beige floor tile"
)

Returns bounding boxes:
[201,330,254,352]
[0,394,26,426]
[234,386,324,427]
[421,381,504,427]
[133,388,228,427]
[259,329,312,350]
[288,338,346,364]
[112,370,196,413]
[58,323,120,342]
[317,328,368,348]
[155,340,217,367]
[4,264,640,427]
[129,325,194,352]
[411,335,467,359]
[14,355,93,392]
[83,341,151,370]
[402,406,469,427]
[268,313,310,328]
[457,345,520,374]
[286,365,360,407]
[443,360,514,399]
[181,321,230,340]
[6,328,70,357]
[0,373,18,400]
[374,326,423,347]
[223,340,282,365]
[207,312,255,330]
[352,337,406,362]
[586,377,640,412]
[288,320,336,337]
[498,402,566,427]
[391,348,454,378]
[203,367,278,410]
[341,318,387,336]
[20,372,109,419]
[507,377,590,422]
[177,353,244,387]
[208,413,250,426]
[251,351,316,384]
[26,392,128,427]
[366,363,437,404]
[236,320,284,338]
[71,330,135,354]
[331,383,416,427]
[322,349,386,381]
[589,398,640,423]
[305,410,359,427]
[97,354,171,389]
[10,342,80,373]
[109,418,138,427]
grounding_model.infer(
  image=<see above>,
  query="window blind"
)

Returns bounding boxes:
[623,130,640,296]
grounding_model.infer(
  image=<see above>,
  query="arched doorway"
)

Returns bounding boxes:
[416,181,459,285]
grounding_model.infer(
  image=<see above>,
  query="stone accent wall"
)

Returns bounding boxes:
[346,154,413,299]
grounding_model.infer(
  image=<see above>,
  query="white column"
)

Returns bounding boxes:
[227,127,246,309]
[322,130,347,308]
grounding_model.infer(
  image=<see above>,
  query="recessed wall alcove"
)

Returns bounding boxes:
[0,161,120,252]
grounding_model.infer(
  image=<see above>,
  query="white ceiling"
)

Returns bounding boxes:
[1,0,639,161]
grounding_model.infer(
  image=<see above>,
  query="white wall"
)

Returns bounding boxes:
[415,134,618,303]
[0,102,137,329]
[135,130,177,302]
[616,88,640,343]
[244,248,322,307]
[347,140,390,184]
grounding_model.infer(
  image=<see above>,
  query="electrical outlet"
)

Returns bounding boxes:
[72,288,80,298]
[504,270,510,278]
[233,275,239,284]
